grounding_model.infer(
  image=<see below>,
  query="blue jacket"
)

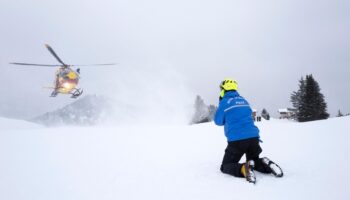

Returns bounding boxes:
[214,91,259,142]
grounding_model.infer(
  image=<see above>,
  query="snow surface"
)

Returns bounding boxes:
[0,117,349,200]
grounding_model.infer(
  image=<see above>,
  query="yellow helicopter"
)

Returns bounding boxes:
[10,44,115,98]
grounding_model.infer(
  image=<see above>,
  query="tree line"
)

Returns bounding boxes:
[191,74,346,124]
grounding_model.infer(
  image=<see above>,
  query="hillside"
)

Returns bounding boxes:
[0,117,42,130]
[0,117,349,200]
[31,95,114,126]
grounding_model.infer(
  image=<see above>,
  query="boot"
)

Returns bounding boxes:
[261,157,283,177]
[241,160,256,184]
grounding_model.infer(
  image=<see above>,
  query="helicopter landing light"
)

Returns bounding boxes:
[62,82,74,90]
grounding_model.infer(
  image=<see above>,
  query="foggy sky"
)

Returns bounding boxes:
[1,0,349,120]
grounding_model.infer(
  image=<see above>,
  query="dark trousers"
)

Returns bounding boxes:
[220,137,272,177]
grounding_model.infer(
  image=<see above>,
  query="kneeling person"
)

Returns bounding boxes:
[214,79,283,183]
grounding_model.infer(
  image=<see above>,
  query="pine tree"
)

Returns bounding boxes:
[336,110,344,117]
[191,95,210,124]
[296,74,329,122]
[290,77,306,119]
[208,105,218,121]
[261,108,270,120]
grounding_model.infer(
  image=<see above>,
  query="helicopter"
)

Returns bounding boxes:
[10,44,115,98]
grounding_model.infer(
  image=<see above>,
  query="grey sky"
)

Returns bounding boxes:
[1,0,349,120]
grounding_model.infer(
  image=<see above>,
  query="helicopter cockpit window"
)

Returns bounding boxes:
[59,69,70,77]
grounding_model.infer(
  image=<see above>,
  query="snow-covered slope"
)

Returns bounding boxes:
[31,94,191,126]
[32,95,114,126]
[0,117,42,130]
[0,117,349,200]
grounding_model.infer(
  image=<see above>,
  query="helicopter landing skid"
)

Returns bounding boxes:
[71,88,83,98]
[50,90,58,97]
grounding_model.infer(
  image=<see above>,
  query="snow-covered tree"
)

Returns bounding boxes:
[292,74,329,122]
[336,110,344,117]
[191,95,215,124]
[261,108,270,120]
[208,104,217,121]
[290,77,306,119]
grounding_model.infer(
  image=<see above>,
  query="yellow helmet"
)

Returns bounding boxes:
[220,78,238,91]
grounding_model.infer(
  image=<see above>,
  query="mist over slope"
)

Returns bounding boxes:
[85,65,195,125]
[27,65,194,126]
[32,76,195,126]
[31,95,114,126]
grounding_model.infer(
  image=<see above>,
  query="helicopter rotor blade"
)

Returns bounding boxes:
[10,62,62,67]
[45,44,66,65]
[70,63,117,67]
